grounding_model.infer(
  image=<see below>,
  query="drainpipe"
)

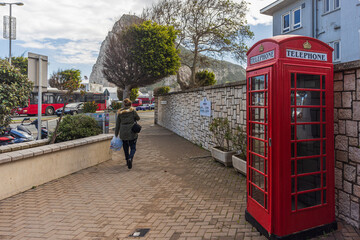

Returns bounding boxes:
[313,0,318,38]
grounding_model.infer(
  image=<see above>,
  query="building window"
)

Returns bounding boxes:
[334,0,340,9]
[329,41,341,62]
[293,7,301,29]
[282,12,290,33]
[333,41,340,61]
[324,0,330,13]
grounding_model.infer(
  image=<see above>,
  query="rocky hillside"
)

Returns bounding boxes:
[90,14,246,88]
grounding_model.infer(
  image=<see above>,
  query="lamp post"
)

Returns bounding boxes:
[0,2,24,66]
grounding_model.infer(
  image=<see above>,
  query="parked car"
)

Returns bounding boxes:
[56,102,84,116]
[150,103,155,110]
[136,104,151,111]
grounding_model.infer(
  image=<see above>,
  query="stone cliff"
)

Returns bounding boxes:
[90,14,246,88]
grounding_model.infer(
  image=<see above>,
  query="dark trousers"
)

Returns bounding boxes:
[122,138,137,160]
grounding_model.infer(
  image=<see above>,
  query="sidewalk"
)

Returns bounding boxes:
[0,112,359,240]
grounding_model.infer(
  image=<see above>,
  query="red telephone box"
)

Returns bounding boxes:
[245,35,336,239]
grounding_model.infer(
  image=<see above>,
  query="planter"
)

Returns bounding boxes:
[232,154,247,175]
[210,146,236,167]
[0,134,113,201]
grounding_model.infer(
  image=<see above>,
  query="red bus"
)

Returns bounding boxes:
[16,89,107,116]
[132,97,155,107]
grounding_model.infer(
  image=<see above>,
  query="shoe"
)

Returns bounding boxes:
[128,158,132,169]
[126,159,130,168]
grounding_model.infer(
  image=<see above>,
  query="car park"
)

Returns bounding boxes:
[56,102,84,116]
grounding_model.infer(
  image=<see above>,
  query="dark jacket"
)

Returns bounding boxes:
[115,107,140,140]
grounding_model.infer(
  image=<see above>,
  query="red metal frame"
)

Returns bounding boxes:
[246,36,335,238]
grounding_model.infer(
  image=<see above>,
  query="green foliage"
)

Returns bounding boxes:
[49,69,82,93]
[11,56,28,75]
[129,20,181,78]
[103,18,180,97]
[83,101,98,113]
[209,117,232,151]
[231,126,247,160]
[195,70,216,87]
[130,88,139,102]
[54,114,101,143]
[48,69,84,144]
[0,59,33,131]
[111,101,122,111]
[153,86,170,95]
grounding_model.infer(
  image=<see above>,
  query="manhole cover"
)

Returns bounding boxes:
[129,228,150,237]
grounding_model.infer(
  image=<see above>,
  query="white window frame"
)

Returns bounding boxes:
[333,40,341,62]
[329,41,341,62]
[282,11,291,33]
[324,0,330,13]
[293,7,302,29]
[334,0,340,9]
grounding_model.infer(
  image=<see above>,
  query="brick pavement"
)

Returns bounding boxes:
[0,112,359,240]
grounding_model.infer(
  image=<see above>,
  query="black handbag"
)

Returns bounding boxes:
[132,121,142,133]
[131,111,141,133]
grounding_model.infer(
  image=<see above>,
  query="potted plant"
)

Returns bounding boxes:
[231,126,247,175]
[209,117,236,167]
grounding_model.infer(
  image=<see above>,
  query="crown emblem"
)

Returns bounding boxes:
[259,44,264,52]
[303,41,312,49]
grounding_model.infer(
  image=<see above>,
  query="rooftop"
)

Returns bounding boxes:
[260,0,294,16]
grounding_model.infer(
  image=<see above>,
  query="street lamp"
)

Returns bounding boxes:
[0,2,24,65]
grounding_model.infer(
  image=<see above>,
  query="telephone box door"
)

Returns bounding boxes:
[247,67,272,232]
[280,64,335,234]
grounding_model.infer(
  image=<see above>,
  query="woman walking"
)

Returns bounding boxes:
[115,98,140,169]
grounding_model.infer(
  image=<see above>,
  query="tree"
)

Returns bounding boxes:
[143,0,253,89]
[1,56,28,75]
[195,70,216,87]
[0,60,32,132]
[48,69,83,144]
[130,88,139,102]
[103,19,181,98]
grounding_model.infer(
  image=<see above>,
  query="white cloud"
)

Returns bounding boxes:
[0,0,273,67]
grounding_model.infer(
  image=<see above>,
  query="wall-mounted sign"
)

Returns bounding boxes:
[200,97,211,117]
[161,101,167,105]
[286,49,327,61]
[250,50,275,64]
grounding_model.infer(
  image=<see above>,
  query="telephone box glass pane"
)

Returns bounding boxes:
[296,91,321,106]
[297,74,321,89]
[297,174,321,191]
[297,191,322,209]
[251,170,266,190]
[251,185,265,207]
[251,154,266,173]
[251,124,267,139]
[251,93,265,106]
[252,139,267,156]
[296,124,321,139]
[251,75,265,90]
[297,141,321,157]
[297,158,321,174]
[251,108,267,122]
[296,108,321,123]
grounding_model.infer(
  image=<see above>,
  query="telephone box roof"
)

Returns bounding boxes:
[247,35,333,55]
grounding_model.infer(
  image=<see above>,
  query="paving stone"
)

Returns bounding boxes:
[0,113,357,240]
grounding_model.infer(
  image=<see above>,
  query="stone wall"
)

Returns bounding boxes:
[333,61,360,228]
[154,81,247,150]
[155,63,360,228]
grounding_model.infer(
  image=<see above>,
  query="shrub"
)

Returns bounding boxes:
[83,101,98,113]
[54,114,101,143]
[209,117,232,151]
[154,86,170,95]
[111,101,122,111]
[196,70,216,87]
[130,88,139,102]
[231,126,247,160]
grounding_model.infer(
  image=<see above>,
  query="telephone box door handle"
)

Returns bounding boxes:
[269,138,272,147]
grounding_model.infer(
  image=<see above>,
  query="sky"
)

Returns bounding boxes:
[0,0,274,80]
